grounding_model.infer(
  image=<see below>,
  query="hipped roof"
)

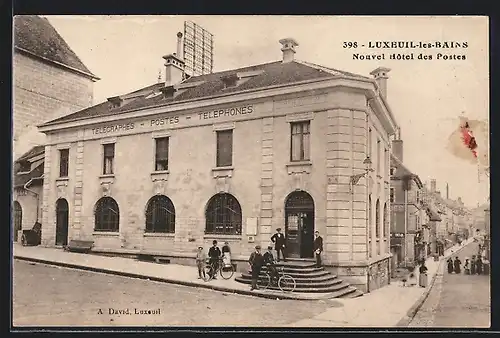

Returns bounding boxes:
[41,60,368,126]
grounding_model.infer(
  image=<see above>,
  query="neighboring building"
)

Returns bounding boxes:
[389,138,425,269]
[13,15,99,160]
[472,203,490,234]
[424,179,474,253]
[35,35,398,292]
[12,145,46,242]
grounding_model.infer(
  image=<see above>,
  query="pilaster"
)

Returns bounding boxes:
[259,117,274,243]
[73,139,85,239]
[325,109,368,263]
[41,144,52,246]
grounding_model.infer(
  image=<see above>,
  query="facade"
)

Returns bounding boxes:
[35,36,398,292]
[13,15,99,160]
[389,142,425,269]
[424,179,474,254]
[12,146,46,242]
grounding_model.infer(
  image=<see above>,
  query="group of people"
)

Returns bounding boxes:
[194,228,325,291]
[247,228,324,291]
[195,240,232,280]
[447,255,485,275]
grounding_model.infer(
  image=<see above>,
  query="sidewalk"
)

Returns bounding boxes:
[13,238,473,327]
[289,237,474,327]
[12,245,338,301]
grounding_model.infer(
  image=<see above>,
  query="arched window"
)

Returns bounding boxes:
[384,202,389,238]
[205,193,242,235]
[375,199,380,238]
[145,195,175,233]
[94,197,119,232]
[13,201,22,241]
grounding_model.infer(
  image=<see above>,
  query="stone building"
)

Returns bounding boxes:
[13,15,99,160]
[13,15,98,242]
[389,138,425,269]
[36,35,398,292]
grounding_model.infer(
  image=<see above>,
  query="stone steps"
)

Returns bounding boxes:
[239,272,339,283]
[235,264,363,298]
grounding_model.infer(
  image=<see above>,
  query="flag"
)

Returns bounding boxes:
[446,115,489,168]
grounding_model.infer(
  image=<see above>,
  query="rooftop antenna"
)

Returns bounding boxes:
[157,69,162,83]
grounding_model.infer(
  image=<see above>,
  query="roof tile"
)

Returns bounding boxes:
[16,145,46,163]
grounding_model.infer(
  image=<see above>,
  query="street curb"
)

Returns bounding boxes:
[13,255,322,302]
[395,242,472,327]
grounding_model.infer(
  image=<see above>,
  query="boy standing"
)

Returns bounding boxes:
[196,246,207,280]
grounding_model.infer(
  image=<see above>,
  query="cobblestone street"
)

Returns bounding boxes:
[13,260,333,327]
[409,242,490,328]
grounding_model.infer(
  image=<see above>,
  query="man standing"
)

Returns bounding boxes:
[271,228,286,262]
[208,240,221,279]
[313,231,323,267]
[249,245,264,290]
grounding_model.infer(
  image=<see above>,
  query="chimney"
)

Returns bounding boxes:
[162,32,185,87]
[176,31,183,60]
[369,67,391,100]
[430,179,437,193]
[279,38,299,63]
[446,183,449,200]
[392,139,403,162]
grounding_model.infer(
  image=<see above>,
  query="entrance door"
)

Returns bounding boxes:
[55,198,69,246]
[284,191,315,258]
[13,201,22,242]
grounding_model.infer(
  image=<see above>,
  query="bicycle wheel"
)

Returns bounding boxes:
[220,263,235,280]
[278,275,296,292]
[203,264,214,282]
[258,273,271,290]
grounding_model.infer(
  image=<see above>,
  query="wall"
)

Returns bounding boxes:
[40,84,395,291]
[13,52,94,159]
[13,185,43,240]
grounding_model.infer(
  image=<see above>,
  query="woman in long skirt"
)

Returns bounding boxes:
[419,262,428,287]
[447,258,454,273]
[471,255,477,274]
[464,258,471,275]
[454,257,462,274]
[221,241,232,267]
[476,256,483,275]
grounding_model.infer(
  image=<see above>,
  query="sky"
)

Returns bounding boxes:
[44,15,489,207]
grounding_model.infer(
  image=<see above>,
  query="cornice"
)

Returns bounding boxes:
[39,75,395,136]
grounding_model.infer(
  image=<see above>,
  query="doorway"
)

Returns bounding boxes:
[284,191,315,258]
[13,201,22,242]
[55,198,69,246]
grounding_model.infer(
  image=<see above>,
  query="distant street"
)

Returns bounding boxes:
[409,242,490,328]
[13,260,333,327]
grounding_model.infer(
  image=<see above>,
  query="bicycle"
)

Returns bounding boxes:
[203,257,235,281]
[258,265,296,292]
